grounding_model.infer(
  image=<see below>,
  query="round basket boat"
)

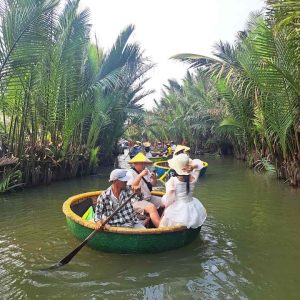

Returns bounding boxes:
[62,191,201,254]
[149,155,170,163]
[154,160,174,178]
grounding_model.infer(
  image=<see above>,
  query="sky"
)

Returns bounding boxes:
[78,0,264,109]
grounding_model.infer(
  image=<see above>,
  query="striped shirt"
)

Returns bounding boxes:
[94,187,139,227]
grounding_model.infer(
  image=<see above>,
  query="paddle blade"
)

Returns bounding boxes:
[49,239,89,269]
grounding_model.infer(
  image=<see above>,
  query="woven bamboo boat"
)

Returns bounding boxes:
[154,161,174,178]
[62,191,201,253]
[149,155,171,163]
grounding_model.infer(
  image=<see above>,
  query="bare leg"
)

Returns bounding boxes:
[144,203,160,227]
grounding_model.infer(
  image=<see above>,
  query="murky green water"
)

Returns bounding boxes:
[1,154,300,299]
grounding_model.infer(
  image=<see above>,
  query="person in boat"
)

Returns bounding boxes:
[173,144,190,156]
[136,140,142,150]
[161,143,172,156]
[126,153,162,227]
[157,141,164,154]
[94,169,145,230]
[166,143,173,156]
[129,144,141,158]
[159,153,207,228]
[143,142,153,158]
[170,141,176,152]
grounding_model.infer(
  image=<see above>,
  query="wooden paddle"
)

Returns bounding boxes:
[50,192,137,269]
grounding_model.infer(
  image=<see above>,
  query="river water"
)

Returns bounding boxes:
[0,154,299,299]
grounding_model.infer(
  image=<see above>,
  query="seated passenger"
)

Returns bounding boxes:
[159,154,207,228]
[129,144,141,158]
[170,141,176,153]
[126,153,162,227]
[166,143,173,156]
[143,142,153,158]
[94,169,145,230]
[173,145,190,156]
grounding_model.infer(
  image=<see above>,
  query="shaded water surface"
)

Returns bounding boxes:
[1,154,300,299]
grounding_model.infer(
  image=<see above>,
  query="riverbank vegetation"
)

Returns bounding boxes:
[0,0,152,191]
[139,0,300,186]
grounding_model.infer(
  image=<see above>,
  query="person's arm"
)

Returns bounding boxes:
[94,194,104,222]
[131,169,148,187]
[150,171,157,187]
[182,159,203,181]
[162,177,176,207]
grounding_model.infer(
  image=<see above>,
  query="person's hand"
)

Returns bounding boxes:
[132,185,141,194]
[95,221,103,231]
[182,164,194,173]
[95,221,110,231]
[140,169,148,177]
[150,171,157,180]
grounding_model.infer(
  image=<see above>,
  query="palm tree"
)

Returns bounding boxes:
[0,0,153,190]
[164,1,299,185]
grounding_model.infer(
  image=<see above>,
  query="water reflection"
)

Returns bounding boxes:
[21,216,252,299]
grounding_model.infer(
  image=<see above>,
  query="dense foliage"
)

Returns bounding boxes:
[141,0,300,186]
[0,0,152,191]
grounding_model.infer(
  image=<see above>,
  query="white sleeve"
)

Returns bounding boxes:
[191,159,204,181]
[162,177,176,207]
[144,168,152,181]
[126,169,135,186]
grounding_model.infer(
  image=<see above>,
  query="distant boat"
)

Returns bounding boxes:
[154,160,208,184]
[200,161,208,176]
[62,191,201,253]
[149,155,171,163]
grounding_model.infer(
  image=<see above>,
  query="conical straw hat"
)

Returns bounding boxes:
[128,152,152,164]
[174,145,190,155]
[143,142,151,147]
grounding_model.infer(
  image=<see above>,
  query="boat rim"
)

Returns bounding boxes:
[62,191,188,235]
[153,160,170,170]
[154,161,208,169]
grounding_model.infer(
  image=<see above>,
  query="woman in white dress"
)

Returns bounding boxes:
[159,153,207,228]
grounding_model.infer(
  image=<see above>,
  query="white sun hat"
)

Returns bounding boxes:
[109,169,131,182]
[173,145,190,155]
[168,153,192,176]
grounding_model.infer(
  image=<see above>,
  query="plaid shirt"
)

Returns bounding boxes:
[94,187,139,226]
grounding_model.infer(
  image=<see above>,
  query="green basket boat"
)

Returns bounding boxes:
[149,155,172,163]
[63,191,201,254]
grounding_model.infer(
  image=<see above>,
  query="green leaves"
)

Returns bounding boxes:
[151,0,300,185]
[0,0,152,188]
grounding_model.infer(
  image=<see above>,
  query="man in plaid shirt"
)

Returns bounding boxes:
[95,169,145,230]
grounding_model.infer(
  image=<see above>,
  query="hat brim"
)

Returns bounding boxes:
[128,153,153,164]
[168,157,193,176]
[168,159,192,176]
[174,145,190,155]
[109,174,131,182]
[128,160,152,164]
